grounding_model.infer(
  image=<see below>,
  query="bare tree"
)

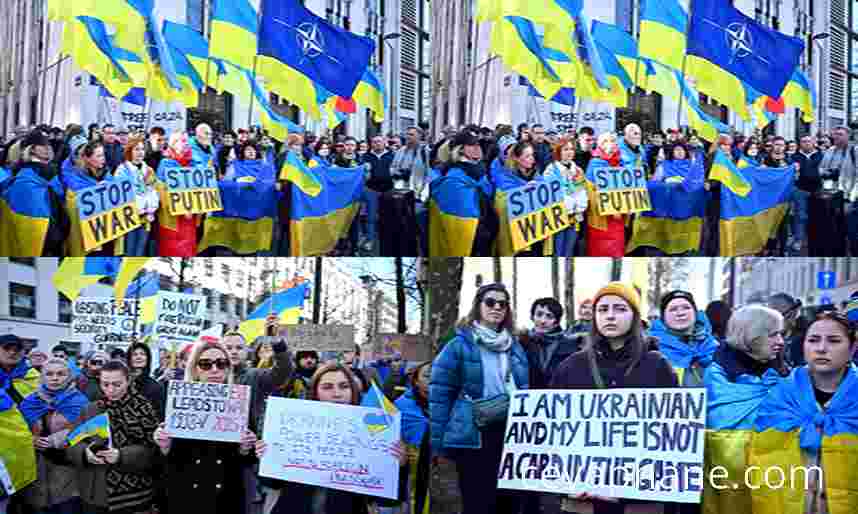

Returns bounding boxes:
[512,258,518,315]
[552,257,560,300]
[611,258,623,281]
[648,257,693,312]
[493,257,502,283]
[565,258,576,329]
[427,258,464,353]
[395,257,406,333]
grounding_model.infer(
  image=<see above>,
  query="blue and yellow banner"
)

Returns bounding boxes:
[75,178,141,252]
[482,162,553,256]
[237,279,309,343]
[0,168,53,257]
[505,179,569,252]
[719,165,793,256]
[590,166,651,216]
[639,0,687,71]
[161,166,223,216]
[290,164,364,256]
[280,151,323,197]
[200,160,279,255]
[209,0,258,71]
[429,169,484,257]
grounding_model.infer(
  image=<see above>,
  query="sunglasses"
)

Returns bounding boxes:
[1,343,23,353]
[483,298,509,310]
[89,359,105,366]
[197,358,230,371]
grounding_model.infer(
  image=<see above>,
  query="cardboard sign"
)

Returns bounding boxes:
[76,178,143,252]
[259,398,401,499]
[164,381,250,443]
[373,334,432,362]
[163,167,223,216]
[497,389,707,503]
[592,167,652,216]
[283,324,355,352]
[154,292,207,347]
[71,297,139,353]
[505,179,570,252]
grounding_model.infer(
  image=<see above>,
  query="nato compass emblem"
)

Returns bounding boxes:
[702,19,770,65]
[273,18,342,65]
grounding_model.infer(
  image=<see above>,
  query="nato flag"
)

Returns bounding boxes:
[687,0,804,99]
[258,0,375,99]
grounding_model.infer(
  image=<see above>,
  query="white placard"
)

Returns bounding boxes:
[497,388,707,503]
[154,292,207,347]
[0,458,14,495]
[71,297,140,353]
[259,398,401,500]
[283,324,355,352]
[164,380,250,443]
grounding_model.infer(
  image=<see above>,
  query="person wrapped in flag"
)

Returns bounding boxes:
[255,363,409,513]
[700,304,791,514]
[748,311,858,514]
[393,362,431,514]
[154,132,208,257]
[66,360,160,514]
[584,133,629,257]
[0,334,41,496]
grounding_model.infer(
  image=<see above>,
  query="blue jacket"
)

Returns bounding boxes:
[429,327,529,455]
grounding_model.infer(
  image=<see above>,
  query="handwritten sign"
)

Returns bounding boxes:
[497,389,707,503]
[259,397,401,499]
[72,297,139,353]
[155,292,207,347]
[373,334,432,362]
[505,179,570,252]
[164,381,250,442]
[76,178,142,252]
[283,324,355,352]
[592,167,652,216]
[164,167,223,216]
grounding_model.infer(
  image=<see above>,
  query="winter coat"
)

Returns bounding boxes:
[519,328,582,389]
[164,438,252,514]
[22,409,80,510]
[585,149,627,257]
[429,327,529,455]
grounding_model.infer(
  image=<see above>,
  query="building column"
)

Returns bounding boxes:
[19,0,32,127]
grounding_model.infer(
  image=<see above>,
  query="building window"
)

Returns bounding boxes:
[58,296,72,323]
[9,258,35,266]
[203,319,212,330]
[235,299,243,317]
[220,295,229,313]
[10,283,36,318]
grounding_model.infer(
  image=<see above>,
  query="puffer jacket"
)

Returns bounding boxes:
[429,327,529,456]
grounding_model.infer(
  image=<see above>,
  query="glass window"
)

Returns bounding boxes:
[10,283,36,318]
[58,296,72,323]
[9,258,35,266]
[220,295,228,313]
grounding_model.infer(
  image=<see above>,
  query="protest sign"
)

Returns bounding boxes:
[592,167,652,216]
[373,334,432,362]
[71,297,139,353]
[497,388,707,503]
[163,167,223,216]
[164,381,250,443]
[283,324,354,352]
[505,179,570,252]
[154,292,207,347]
[76,178,142,252]
[259,397,401,499]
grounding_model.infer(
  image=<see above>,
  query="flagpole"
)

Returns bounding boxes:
[676,0,693,132]
[632,0,642,113]
[247,6,263,130]
[203,0,213,97]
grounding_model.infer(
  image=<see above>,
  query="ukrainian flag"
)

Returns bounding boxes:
[200,160,279,255]
[591,20,651,90]
[719,165,793,256]
[700,358,785,514]
[626,162,707,255]
[781,70,816,123]
[237,280,309,343]
[62,17,132,100]
[475,0,582,28]
[429,168,486,257]
[47,0,148,50]
[280,151,323,197]
[67,412,111,447]
[638,0,687,71]
[53,257,149,302]
[0,168,53,257]
[490,17,562,89]
[709,150,751,197]
[0,391,37,493]
[677,70,733,143]
[750,365,858,514]
[123,271,159,324]
[290,164,364,256]
[162,20,227,91]
[361,382,399,434]
[209,0,258,71]
[352,69,386,123]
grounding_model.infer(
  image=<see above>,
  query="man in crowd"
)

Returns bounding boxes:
[101,124,124,172]
[819,126,858,255]
[431,125,456,166]
[646,131,665,176]
[335,137,361,168]
[342,344,380,393]
[620,123,645,172]
[791,135,823,253]
[517,123,530,141]
[284,351,319,399]
[51,344,69,360]
[763,136,790,168]
[388,134,403,153]
[190,123,215,165]
[237,128,250,146]
[569,298,594,333]
[575,126,594,171]
[530,124,553,172]
[76,350,109,400]
[145,126,165,171]
[768,293,805,367]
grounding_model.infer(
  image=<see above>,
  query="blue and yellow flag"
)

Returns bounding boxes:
[0,390,37,493]
[638,0,687,71]
[0,168,53,257]
[719,165,793,256]
[709,150,751,197]
[361,381,399,434]
[53,257,149,302]
[62,16,133,101]
[429,168,485,257]
[591,20,651,90]
[781,70,816,123]
[475,0,582,28]
[352,69,386,123]
[280,151,323,197]
[67,412,111,447]
[627,162,707,255]
[750,365,858,514]
[200,160,279,255]
[123,271,159,325]
[290,164,365,256]
[237,279,309,343]
[490,16,562,89]
[209,0,258,71]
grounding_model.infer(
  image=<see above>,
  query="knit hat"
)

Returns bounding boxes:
[593,282,641,316]
[660,290,698,318]
[68,135,88,160]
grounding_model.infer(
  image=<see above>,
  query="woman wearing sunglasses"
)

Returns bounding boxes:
[429,283,529,514]
[748,312,858,514]
[153,341,258,514]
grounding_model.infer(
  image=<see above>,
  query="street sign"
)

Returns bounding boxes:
[818,271,836,290]
[820,295,833,306]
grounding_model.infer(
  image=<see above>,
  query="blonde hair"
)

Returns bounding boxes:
[597,132,617,149]
[186,341,233,384]
[726,305,783,355]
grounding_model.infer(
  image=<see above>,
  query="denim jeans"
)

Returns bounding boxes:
[123,226,150,256]
[552,226,579,256]
[790,189,810,248]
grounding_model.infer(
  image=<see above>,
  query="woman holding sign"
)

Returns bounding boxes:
[67,360,160,514]
[550,282,678,514]
[700,304,789,514]
[545,138,588,257]
[153,341,257,514]
[584,133,629,257]
[747,311,858,514]
[155,132,205,257]
[255,363,409,514]
[114,137,159,257]
[429,283,530,514]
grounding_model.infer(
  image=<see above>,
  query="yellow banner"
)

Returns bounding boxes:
[76,179,142,252]
[592,166,652,216]
[167,188,223,216]
[510,202,570,252]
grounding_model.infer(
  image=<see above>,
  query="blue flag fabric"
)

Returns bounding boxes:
[687,0,804,98]
[258,0,375,98]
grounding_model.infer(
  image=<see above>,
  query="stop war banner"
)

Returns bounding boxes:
[163,167,223,216]
[164,380,250,443]
[505,179,570,252]
[259,397,401,499]
[76,178,143,252]
[497,388,707,503]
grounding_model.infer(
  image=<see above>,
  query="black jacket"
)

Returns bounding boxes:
[520,329,582,389]
[550,336,678,389]
[791,151,823,193]
[713,344,790,382]
[362,151,395,192]
[533,142,553,173]
[165,439,252,514]
[127,341,165,416]
[103,142,124,172]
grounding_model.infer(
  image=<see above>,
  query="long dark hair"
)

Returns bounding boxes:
[455,284,516,334]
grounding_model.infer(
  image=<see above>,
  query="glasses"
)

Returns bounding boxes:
[483,298,509,310]
[89,359,105,366]
[197,358,230,371]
